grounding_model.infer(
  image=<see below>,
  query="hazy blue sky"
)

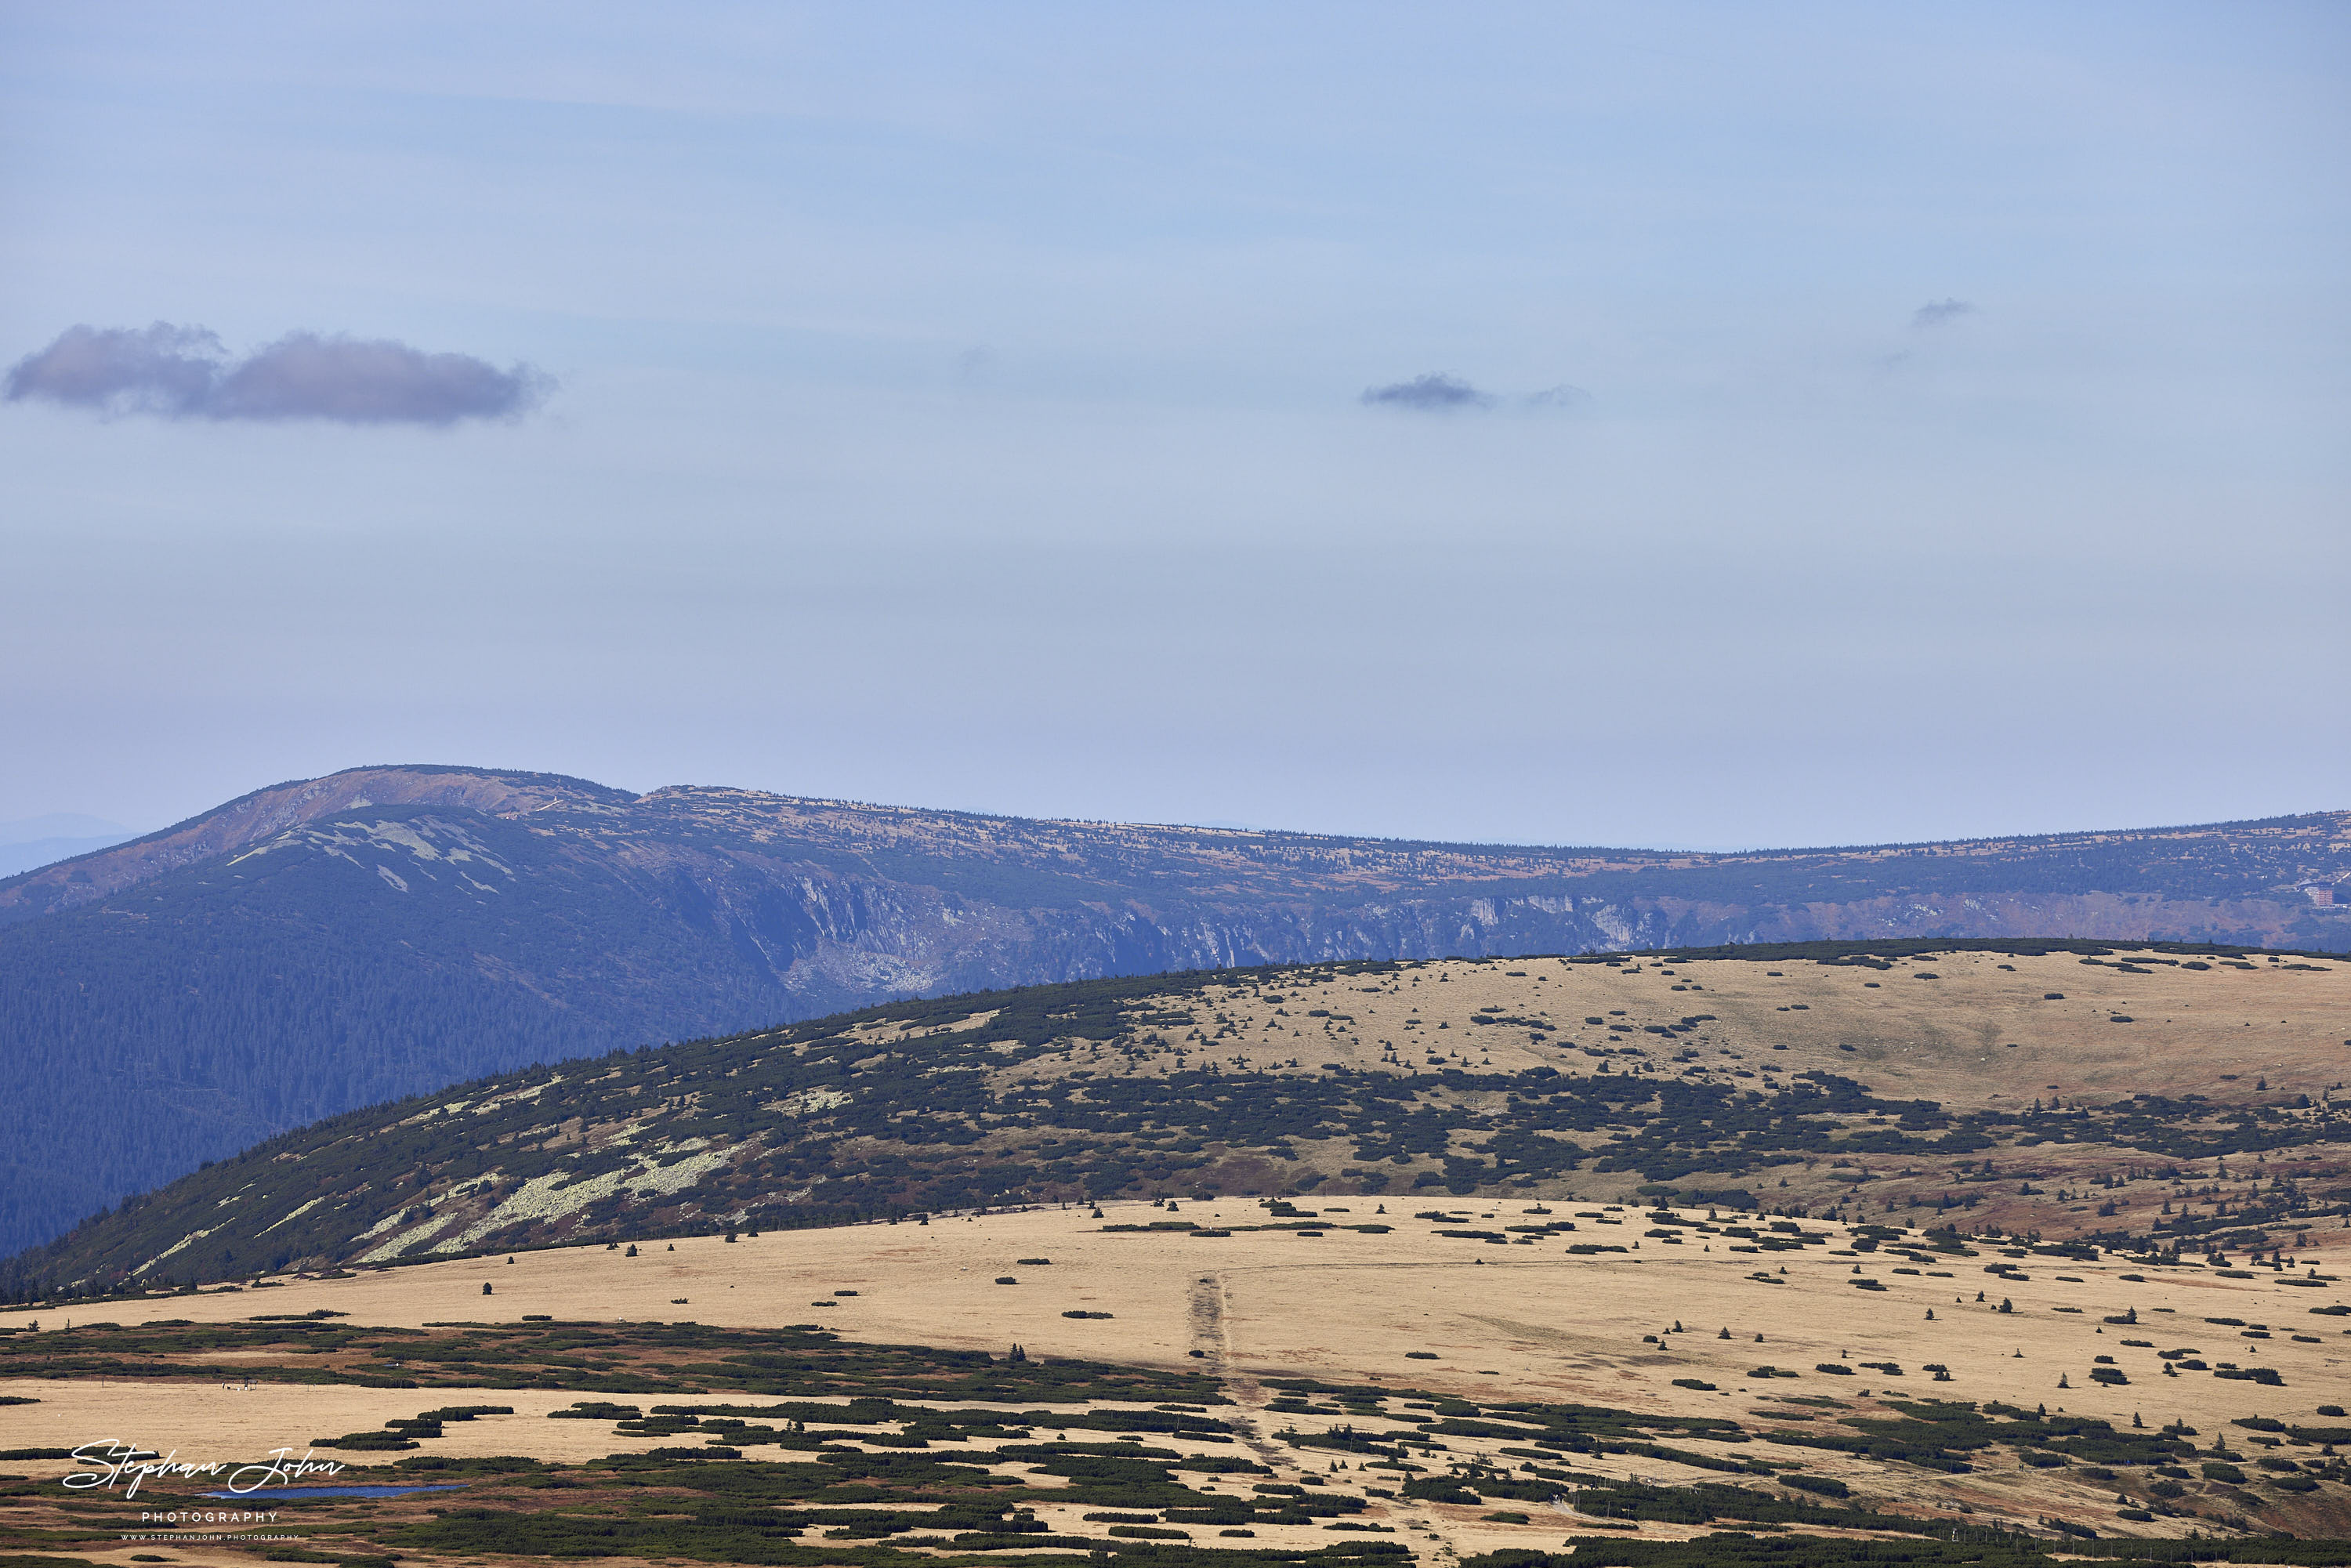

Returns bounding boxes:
[3,2,2344,850]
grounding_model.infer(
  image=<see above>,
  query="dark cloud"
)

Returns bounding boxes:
[1910,298,1975,329]
[4,323,550,425]
[1523,383,1592,409]
[1360,372,1494,411]
[1,323,225,416]
[208,333,550,423]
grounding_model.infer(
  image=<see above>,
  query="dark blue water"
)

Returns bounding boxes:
[197,1483,469,1500]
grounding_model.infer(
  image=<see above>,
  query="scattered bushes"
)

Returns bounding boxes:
[1779,1473,1849,1498]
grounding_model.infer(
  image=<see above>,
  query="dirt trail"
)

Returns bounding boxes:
[1197,1269,1284,1472]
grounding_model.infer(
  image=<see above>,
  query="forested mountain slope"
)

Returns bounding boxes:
[0,763,2343,1262]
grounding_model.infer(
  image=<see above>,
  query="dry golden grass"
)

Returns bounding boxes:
[6,1193,2348,1548]
[992,948,2351,1109]
[962,948,2351,1226]
[8,951,2349,1559]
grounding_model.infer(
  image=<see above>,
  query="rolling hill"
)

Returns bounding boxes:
[10,940,2346,1298]
[0,762,2343,1262]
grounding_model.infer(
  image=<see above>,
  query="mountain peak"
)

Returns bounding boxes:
[0,763,632,925]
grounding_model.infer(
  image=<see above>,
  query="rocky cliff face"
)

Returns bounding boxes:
[2,764,2344,1262]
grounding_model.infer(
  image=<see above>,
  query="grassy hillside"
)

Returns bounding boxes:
[7,1186,2351,1554]
[11,938,2346,1300]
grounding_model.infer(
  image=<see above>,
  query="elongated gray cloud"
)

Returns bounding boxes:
[4,323,549,425]
[1360,371,1493,411]
[1910,298,1975,329]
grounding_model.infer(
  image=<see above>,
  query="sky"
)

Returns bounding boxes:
[2,2,2345,853]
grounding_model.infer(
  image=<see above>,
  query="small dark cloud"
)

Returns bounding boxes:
[208,332,549,423]
[1523,383,1592,410]
[1910,298,1975,330]
[1360,372,1494,411]
[4,323,550,425]
[952,345,998,387]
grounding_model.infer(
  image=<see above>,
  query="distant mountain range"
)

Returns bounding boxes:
[0,762,2342,1263]
[0,836,129,878]
[0,813,136,879]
